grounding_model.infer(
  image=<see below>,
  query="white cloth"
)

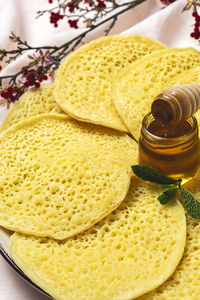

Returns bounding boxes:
[0,0,199,299]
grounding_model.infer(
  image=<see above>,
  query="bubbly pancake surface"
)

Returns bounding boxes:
[0,84,63,132]
[0,114,137,240]
[137,178,200,300]
[112,48,200,141]
[10,178,186,300]
[54,35,166,132]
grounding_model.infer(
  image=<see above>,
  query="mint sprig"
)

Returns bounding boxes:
[132,164,200,219]
[131,165,178,185]
[158,187,178,205]
[180,186,200,219]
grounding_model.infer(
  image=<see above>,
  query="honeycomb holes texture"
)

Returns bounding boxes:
[0,83,64,132]
[0,114,137,240]
[112,48,200,141]
[10,178,186,300]
[137,178,200,300]
[54,35,166,133]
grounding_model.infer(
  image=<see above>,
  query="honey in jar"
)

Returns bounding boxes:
[138,113,200,181]
[138,83,200,181]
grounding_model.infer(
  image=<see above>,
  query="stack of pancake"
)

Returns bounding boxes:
[0,35,200,299]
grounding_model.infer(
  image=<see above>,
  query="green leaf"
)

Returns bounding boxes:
[180,187,200,219]
[157,187,178,205]
[158,184,176,189]
[131,165,178,185]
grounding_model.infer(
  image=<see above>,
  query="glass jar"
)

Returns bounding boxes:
[138,112,200,181]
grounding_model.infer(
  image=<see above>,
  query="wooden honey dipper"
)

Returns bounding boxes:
[151,83,200,124]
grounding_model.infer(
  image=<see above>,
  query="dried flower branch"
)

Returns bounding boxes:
[0,0,147,106]
[0,32,57,65]
[1,0,197,107]
[161,0,200,41]
[37,0,135,29]
[160,0,176,5]
[183,0,200,40]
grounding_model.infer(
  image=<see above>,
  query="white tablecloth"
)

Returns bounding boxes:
[0,0,199,299]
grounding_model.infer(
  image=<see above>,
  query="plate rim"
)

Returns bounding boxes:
[0,242,53,299]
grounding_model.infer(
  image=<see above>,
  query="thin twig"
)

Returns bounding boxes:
[0,0,147,104]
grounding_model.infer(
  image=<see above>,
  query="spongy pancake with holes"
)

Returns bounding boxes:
[54,35,166,132]
[0,84,64,132]
[0,114,137,240]
[10,178,186,300]
[164,67,200,131]
[112,48,200,141]
[136,177,200,300]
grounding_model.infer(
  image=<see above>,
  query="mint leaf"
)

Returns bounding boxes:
[157,187,178,205]
[159,184,177,189]
[180,186,200,219]
[158,179,182,190]
[132,165,199,219]
[131,165,178,185]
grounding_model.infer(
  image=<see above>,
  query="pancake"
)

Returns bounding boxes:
[137,178,200,300]
[112,48,200,141]
[0,114,137,240]
[54,35,166,132]
[0,84,64,132]
[10,178,186,300]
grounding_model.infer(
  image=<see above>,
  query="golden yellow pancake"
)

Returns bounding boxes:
[0,84,63,132]
[0,114,137,240]
[137,178,200,300]
[54,35,166,132]
[10,178,186,300]
[112,48,200,141]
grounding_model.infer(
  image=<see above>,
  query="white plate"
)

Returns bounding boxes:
[0,226,52,299]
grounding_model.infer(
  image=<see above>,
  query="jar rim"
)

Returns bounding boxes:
[141,112,198,143]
